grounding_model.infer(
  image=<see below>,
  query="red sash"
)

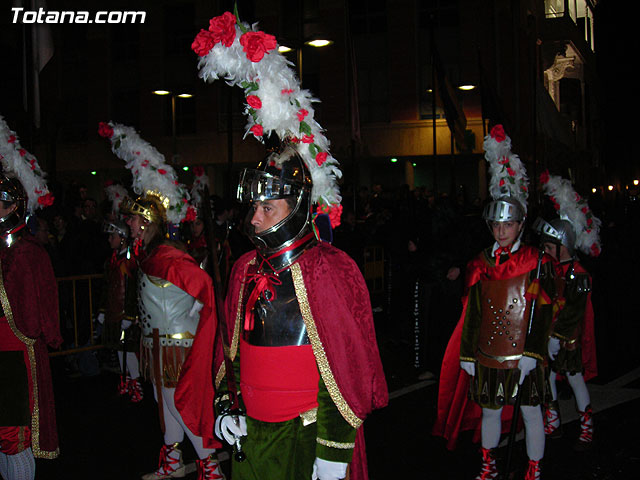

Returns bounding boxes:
[239,339,319,422]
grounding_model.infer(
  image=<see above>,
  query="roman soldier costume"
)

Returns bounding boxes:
[434,126,554,480]
[176,12,388,480]
[99,122,224,480]
[0,116,61,480]
[535,172,600,450]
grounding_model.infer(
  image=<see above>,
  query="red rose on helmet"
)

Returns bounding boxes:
[209,11,237,47]
[192,29,217,56]
[193,166,205,177]
[316,151,328,166]
[37,192,55,207]
[240,31,277,62]
[250,124,264,137]
[183,206,197,223]
[297,109,309,122]
[539,170,550,184]
[246,95,262,109]
[98,122,114,138]
[490,124,506,143]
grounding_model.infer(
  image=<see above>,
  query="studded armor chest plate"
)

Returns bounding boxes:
[243,268,310,347]
[477,272,531,369]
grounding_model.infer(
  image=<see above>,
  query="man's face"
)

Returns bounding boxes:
[126,214,147,240]
[491,220,522,247]
[191,218,204,237]
[83,200,97,219]
[108,232,123,250]
[250,199,291,234]
[0,202,16,218]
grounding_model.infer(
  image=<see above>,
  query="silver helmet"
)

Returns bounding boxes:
[533,217,576,255]
[0,173,27,235]
[237,141,313,264]
[482,196,526,223]
[103,219,129,238]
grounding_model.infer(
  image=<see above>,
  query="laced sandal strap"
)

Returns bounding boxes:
[524,459,541,480]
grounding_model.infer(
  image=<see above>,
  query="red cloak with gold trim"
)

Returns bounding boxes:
[0,235,62,458]
[177,242,388,479]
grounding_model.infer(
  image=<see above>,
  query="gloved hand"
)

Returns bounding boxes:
[96,312,105,324]
[189,300,204,318]
[214,414,247,446]
[460,360,475,377]
[547,337,561,360]
[121,319,132,330]
[312,458,348,480]
[518,356,537,385]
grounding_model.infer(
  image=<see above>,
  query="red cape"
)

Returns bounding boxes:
[144,245,222,449]
[1,235,62,458]
[219,243,388,480]
[432,245,549,450]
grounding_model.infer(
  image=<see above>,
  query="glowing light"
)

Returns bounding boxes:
[306,39,333,48]
[278,45,293,53]
[591,188,597,193]
[91,171,97,176]
[390,158,398,163]
[152,90,170,96]
[634,179,639,186]
[458,85,476,91]
[177,93,193,98]
[183,166,189,171]
[608,185,614,191]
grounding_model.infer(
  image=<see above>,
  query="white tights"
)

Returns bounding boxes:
[117,351,141,379]
[153,386,215,460]
[481,406,545,461]
[0,448,35,480]
[549,371,591,411]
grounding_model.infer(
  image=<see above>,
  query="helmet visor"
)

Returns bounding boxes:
[237,169,302,204]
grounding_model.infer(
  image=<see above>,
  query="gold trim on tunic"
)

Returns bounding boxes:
[291,263,363,429]
[0,264,59,459]
[316,437,356,449]
[300,407,318,426]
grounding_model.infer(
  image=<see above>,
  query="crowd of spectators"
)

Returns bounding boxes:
[28,178,640,385]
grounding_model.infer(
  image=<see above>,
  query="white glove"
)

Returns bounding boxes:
[460,361,475,377]
[518,356,537,385]
[548,337,561,360]
[214,414,247,446]
[312,458,348,480]
[121,319,132,330]
[96,312,105,324]
[189,300,204,318]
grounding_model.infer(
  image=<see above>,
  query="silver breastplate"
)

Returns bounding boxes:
[243,268,310,347]
[138,273,199,344]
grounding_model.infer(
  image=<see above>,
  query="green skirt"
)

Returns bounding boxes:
[469,362,550,409]
[232,416,317,480]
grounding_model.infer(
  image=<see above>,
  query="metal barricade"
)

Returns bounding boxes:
[50,273,104,357]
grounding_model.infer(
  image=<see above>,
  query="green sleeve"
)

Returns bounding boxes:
[553,273,588,340]
[315,376,357,463]
[460,283,481,361]
[215,349,244,415]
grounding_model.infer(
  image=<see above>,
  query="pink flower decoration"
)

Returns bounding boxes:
[506,167,515,176]
[193,166,205,177]
[250,124,264,137]
[301,134,314,144]
[297,109,308,122]
[158,168,167,175]
[499,178,505,187]
[240,31,277,62]
[281,89,294,95]
[8,135,16,143]
[247,95,262,109]
[19,149,26,157]
[141,160,149,167]
[192,29,217,56]
[316,152,328,166]
[183,206,198,223]
[209,11,237,47]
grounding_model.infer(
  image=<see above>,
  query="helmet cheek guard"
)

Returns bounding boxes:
[0,174,27,235]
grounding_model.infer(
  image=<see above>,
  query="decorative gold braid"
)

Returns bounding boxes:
[316,437,356,449]
[290,263,363,429]
[523,351,544,362]
[0,264,59,459]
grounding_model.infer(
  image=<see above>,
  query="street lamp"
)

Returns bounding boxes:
[152,90,193,164]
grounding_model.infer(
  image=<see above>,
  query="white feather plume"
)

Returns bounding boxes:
[190,167,210,207]
[99,121,193,224]
[0,115,54,213]
[541,172,602,256]
[104,183,130,215]
[483,125,529,212]
[193,11,342,211]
